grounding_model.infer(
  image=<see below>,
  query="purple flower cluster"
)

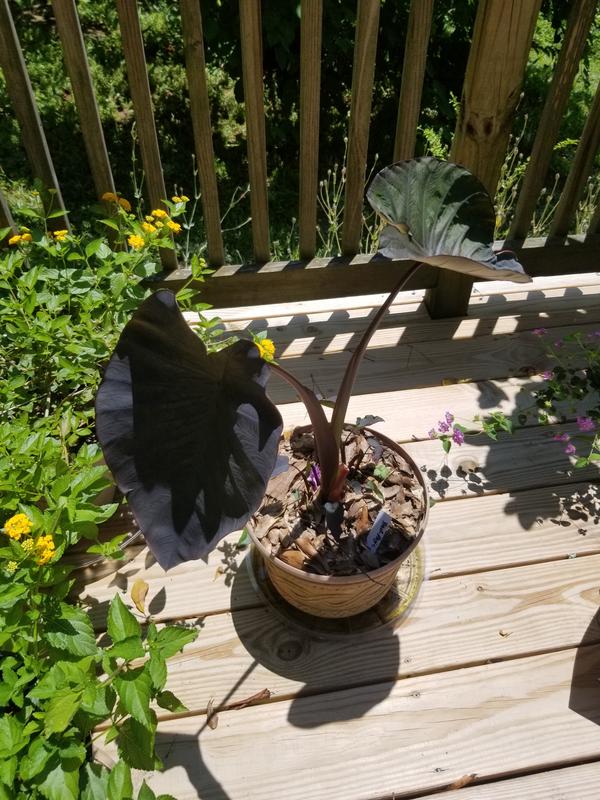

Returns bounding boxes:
[577,416,596,433]
[553,432,576,456]
[429,411,464,446]
[307,463,321,491]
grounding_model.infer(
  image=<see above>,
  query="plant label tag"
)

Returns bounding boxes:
[365,510,392,552]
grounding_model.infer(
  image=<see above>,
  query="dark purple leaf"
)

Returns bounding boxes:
[95,291,282,569]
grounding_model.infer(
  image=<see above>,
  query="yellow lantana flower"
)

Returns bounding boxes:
[180,195,190,202]
[256,338,275,361]
[155,221,164,228]
[118,197,132,212]
[151,208,168,219]
[21,539,35,554]
[3,513,33,541]
[166,220,181,233]
[171,195,182,203]
[142,222,157,233]
[101,191,118,202]
[128,234,145,250]
[8,234,21,245]
[21,233,32,242]
[53,230,68,242]
[145,215,155,223]
[35,534,55,565]
[6,561,17,575]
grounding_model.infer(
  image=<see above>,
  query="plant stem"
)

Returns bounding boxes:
[330,262,422,444]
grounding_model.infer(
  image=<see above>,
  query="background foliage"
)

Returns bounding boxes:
[1,0,599,261]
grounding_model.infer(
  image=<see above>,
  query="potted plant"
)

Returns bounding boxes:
[96,157,530,618]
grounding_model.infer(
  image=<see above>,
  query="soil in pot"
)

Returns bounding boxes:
[252,426,426,577]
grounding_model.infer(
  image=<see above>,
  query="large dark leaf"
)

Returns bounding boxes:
[95,291,283,569]
[367,157,530,283]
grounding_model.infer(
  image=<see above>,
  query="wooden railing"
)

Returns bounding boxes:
[0,0,599,317]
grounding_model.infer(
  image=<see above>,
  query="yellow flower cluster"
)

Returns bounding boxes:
[8,233,32,246]
[35,534,55,565]
[101,191,132,212]
[256,338,276,361]
[6,561,17,575]
[128,234,145,250]
[142,221,156,234]
[21,539,35,554]
[166,220,181,233]
[53,229,68,242]
[171,195,190,203]
[3,513,33,540]
[151,208,168,219]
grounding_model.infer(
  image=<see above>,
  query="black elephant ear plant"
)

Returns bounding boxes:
[96,157,530,618]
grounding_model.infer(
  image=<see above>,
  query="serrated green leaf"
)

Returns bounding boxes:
[0,754,17,787]
[36,758,79,800]
[44,689,82,734]
[137,782,157,800]
[153,625,197,659]
[107,594,142,643]
[147,651,167,692]
[81,762,110,800]
[107,760,133,800]
[19,737,55,781]
[117,717,157,770]
[114,668,152,726]
[103,724,119,744]
[156,690,188,713]
[44,604,97,657]
[107,636,145,661]
[0,716,28,758]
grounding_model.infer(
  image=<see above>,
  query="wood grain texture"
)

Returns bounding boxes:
[131,554,600,717]
[0,0,69,228]
[0,186,16,243]
[179,0,224,266]
[549,79,600,239]
[341,0,381,256]
[426,0,542,318]
[239,0,270,262]
[158,235,600,307]
[393,0,434,161]
[115,0,176,270]
[51,0,116,201]
[508,0,597,242]
[96,647,600,799]
[298,0,323,259]
[262,319,599,406]
[415,762,600,800]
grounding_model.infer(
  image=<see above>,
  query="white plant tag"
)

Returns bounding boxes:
[365,510,392,552]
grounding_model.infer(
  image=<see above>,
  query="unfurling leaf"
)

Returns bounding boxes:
[367,158,530,283]
[107,594,141,643]
[131,579,149,615]
[96,290,283,568]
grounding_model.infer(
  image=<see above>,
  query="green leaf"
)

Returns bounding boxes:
[0,755,17,787]
[137,783,156,800]
[153,625,197,659]
[81,762,110,800]
[44,604,98,657]
[114,668,152,726]
[107,636,145,661]
[117,717,158,771]
[156,690,188,713]
[0,716,28,758]
[36,758,79,800]
[373,464,392,480]
[442,439,451,454]
[137,782,158,800]
[44,689,82,734]
[107,594,142,643]
[19,738,54,781]
[147,651,167,692]
[107,760,133,800]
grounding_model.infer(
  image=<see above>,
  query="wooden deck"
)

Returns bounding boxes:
[85,272,600,799]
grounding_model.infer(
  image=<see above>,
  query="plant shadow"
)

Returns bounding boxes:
[569,608,600,726]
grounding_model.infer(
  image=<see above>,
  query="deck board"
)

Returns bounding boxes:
[85,274,600,798]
